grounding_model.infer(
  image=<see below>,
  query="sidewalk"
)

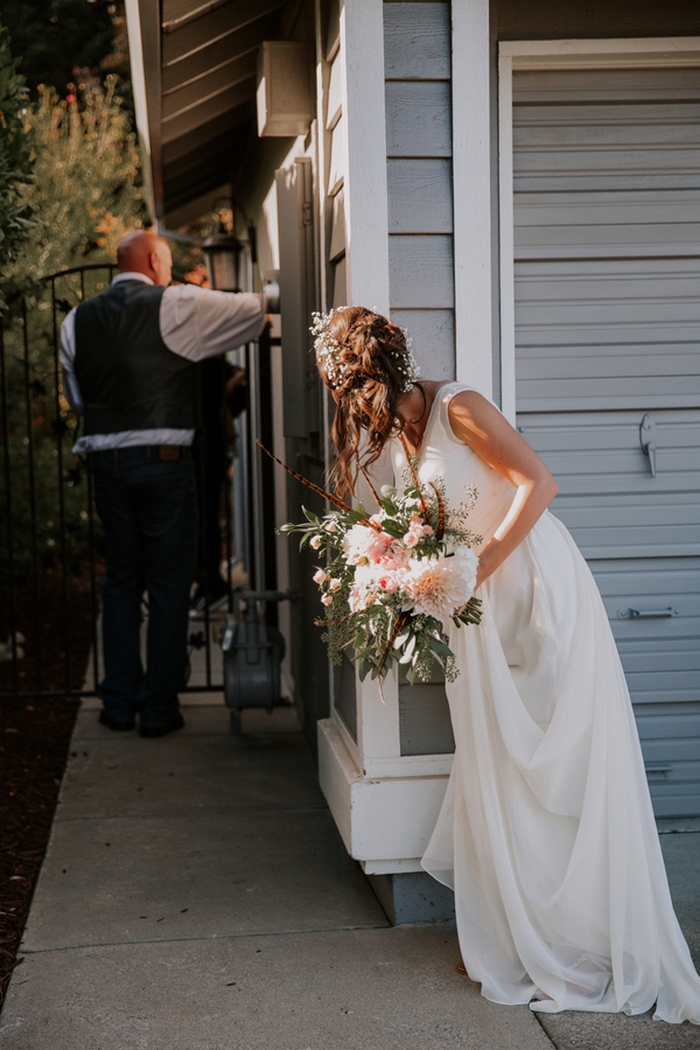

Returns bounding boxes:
[1,699,699,1050]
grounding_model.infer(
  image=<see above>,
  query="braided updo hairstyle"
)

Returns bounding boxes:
[318,306,419,498]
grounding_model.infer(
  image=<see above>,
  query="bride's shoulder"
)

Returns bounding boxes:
[437,383,491,414]
[446,387,506,437]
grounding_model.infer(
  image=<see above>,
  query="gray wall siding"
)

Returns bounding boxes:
[384,1,455,380]
[512,66,700,816]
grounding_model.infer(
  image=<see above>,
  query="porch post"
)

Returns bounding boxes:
[339,0,391,314]
[452,0,493,396]
[318,0,493,922]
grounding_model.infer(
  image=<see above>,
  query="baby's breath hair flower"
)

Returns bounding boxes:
[311,308,420,393]
[311,307,350,389]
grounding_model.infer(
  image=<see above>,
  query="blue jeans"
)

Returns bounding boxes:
[91,446,198,730]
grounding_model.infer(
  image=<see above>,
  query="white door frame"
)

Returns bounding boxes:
[498,36,700,424]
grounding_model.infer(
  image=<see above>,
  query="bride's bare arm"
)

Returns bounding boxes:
[448,390,558,588]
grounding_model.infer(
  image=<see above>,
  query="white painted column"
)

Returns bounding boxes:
[339,0,391,314]
[451,0,493,398]
[497,51,516,424]
[320,0,496,876]
[335,0,399,773]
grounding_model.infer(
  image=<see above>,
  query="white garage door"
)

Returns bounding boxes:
[512,64,700,817]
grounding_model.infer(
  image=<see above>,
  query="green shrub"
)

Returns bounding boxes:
[1,77,147,574]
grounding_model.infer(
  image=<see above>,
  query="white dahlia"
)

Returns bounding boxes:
[401,555,475,621]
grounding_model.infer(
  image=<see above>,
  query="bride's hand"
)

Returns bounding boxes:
[474,549,493,591]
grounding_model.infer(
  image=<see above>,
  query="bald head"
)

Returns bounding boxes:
[117,230,172,286]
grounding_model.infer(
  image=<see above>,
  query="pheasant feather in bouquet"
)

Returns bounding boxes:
[265,440,483,685]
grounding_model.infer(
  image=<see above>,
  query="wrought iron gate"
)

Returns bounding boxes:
[0,264,271,701]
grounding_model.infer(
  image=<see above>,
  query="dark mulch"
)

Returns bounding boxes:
[0,565,102,697]
[0,696,79,1004]
[0,569,97,1006]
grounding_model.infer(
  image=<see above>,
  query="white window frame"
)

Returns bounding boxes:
[452,0,493,396]
[498,36,700,424]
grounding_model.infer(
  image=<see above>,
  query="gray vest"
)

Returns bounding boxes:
[74,280,196,436]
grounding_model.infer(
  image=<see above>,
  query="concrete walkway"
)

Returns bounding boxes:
[1,700,699,1050]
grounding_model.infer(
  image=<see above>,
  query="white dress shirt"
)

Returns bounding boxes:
[59,272,266,453]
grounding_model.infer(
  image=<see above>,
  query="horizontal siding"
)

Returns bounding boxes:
[512,66,700,104]
[390,309,454,379]
[384,0,454,387]
[383,2,450,80]
[513,66,700,815]
[388,234,454,308]
[385,81,452,157]
[388,159,453,233]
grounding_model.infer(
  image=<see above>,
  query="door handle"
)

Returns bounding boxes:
[639,413,657,477]
[617,607,679,619]
[645,763,672,779]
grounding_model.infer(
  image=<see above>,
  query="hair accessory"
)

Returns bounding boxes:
[310,308,420,392]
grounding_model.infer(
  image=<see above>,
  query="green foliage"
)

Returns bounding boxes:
[5,76,145,287]
[0,26,35,276]
[0,1,129,100]
[1,78,147,574]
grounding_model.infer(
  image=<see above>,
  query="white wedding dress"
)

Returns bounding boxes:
[391,382,700,1024]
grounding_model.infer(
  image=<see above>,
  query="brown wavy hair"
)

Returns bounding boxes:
[317,306,419,497]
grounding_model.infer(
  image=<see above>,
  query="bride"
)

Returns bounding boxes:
[313,304,700,1025]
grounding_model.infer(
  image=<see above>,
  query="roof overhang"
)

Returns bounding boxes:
[125,0,288,227]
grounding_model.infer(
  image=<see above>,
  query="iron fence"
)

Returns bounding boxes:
[0,264,249,700]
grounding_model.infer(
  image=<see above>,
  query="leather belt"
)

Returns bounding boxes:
[158,445,182,461]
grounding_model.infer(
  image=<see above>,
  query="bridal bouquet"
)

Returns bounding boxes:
[278,459,483,685]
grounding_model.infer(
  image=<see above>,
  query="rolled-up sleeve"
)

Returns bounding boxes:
[160,285,266,361]
[59,308,85,414]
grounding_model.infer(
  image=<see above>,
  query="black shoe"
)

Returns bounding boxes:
[99,709,136,732]
[139,711,185,739]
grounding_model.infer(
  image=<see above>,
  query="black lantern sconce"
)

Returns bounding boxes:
[201,199,257,292]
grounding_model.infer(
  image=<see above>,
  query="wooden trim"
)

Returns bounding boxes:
[500,36,700,67]
[339,0,391,313]
[497,52,515,424]
[497,36,700,425]
[452,0,493,396]
[124,0,161,222]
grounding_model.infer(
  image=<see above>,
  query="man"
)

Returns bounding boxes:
[60,230,266,737]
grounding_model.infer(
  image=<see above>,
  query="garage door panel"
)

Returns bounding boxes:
[519,393,700,413]
[587,557,700,592]
[516,192,699,228]
[517,376,700,405]
[515,171,699,194]
[521,409,699,439]
[621,649,699,674]
[516,324,697,350]
[626,668,699,693]
[517,223,700,254]
[559,499,698,529]
[515,109,699,143]
[518,352,695,381]
[636,704,700,739]
[519,343,696,363]
[645,791,700,818]
[643,762,700,785]
[513,63,700,815]
[518,281,696,308]
[553,474,698,496]
[516,297,699,327]
[513,66,700,102]
[539,447,697,476]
